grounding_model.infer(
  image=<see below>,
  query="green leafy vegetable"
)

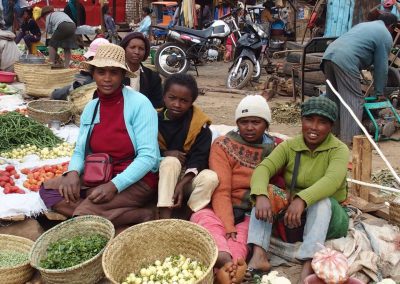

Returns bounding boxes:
[40,234,108,269]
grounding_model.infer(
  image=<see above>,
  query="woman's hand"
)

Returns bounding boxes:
[87,182,118,204]
[284,197,306,228]
[255,195,273,223]
[58,171,81,203]
[163,150,186,165]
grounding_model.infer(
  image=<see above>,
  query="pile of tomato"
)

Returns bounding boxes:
[21,162,69,191]
[0,165,24,194]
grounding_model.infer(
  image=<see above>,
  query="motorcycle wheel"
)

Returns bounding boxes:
[155,42,190,77]
[226,59,254,89]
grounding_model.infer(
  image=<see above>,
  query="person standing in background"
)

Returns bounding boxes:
[102,3,118,44]
[64,0,86,26]
[321,12,396,146]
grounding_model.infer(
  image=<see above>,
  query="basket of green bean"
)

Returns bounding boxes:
[0,234,35,284]
[29,215,115,284]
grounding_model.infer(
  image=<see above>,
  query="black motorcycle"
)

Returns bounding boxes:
[226,17,267,89]
[153,11,239,77]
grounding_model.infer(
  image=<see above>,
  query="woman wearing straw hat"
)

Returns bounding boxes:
[39,5,78,68]
[119,32,163,108]
[39,44,160,228]
[247,96,350,282]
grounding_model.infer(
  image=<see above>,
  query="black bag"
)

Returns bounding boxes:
[274,152,306,243]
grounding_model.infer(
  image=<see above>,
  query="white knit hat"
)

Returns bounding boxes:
[235,95,272,123]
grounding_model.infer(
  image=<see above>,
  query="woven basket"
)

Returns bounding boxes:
[0,234,35,284]
[69,82,97,114]
[73,113,81,126]
[389,197,400,226]
[25,68,77,98]
[102,219,218,284]
[29,215,115,284]
[27,100,73,124]
[13,62,51,83]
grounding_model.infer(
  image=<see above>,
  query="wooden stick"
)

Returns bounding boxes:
[352,135,373,200]
[199,86,260,95]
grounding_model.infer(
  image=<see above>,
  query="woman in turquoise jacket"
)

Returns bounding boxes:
[39,44,160,228]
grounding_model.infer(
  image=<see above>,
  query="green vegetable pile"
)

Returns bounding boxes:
[40,234,108,269]
[0,250,29,268]
[0,112,63,152]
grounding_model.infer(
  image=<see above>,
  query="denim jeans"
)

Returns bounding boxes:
[247,198,332,260]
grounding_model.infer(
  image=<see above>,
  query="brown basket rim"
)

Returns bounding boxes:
[29,215,115,273]
[102,219,218,284]
[26,100,73,115]
[0,234,34,271]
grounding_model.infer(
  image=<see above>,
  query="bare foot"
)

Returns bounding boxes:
[300,260,314,283]
[247,245,271,272]
[234,258,247,284]
[215,262,236,284]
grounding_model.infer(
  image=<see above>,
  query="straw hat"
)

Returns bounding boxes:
[40,5,54,18]
[80,44,135,78]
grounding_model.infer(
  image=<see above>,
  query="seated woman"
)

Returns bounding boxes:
[191,95,283,282]
[247,96,349,282]
[134,7,152,37]
[119,32,163,108]
[14,7,41,54]
[39,44,160,228]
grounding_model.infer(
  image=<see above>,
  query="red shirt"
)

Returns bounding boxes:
[89,87,158,188]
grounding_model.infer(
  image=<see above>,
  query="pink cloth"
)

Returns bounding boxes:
[191,208,249,261]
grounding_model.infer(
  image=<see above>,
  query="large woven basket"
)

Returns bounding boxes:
[27,100,73,124]
[0,234,35,284]
[389,197,400,226]
[102,219,218,284]
[69,82,97,114]
[13,61,51,83]
[25,68,77,98]
[29,215,115,284]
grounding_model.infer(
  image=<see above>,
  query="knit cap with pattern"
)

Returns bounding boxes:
[235,95,271,123]
[301,96,338,122]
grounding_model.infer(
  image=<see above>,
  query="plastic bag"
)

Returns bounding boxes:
[311,246,349,284]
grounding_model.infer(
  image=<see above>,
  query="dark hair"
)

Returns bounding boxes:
[102,4,109,15]
[142,7,152,15]
[163,74,199,102]
[24,8,33,19]
[378,12,398,26]
[119,32,150,60]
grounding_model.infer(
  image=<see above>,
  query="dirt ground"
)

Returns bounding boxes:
[189,61,400,172]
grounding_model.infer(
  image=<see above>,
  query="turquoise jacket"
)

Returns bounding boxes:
[68,86,160,192]
[323,20,393,96]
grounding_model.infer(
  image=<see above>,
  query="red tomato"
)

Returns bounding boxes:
[14,173,20,179]
[5,165,15,172]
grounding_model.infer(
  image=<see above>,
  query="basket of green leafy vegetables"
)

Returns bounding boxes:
[29,215,114,284]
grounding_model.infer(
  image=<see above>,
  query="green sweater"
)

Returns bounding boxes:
[251,133,349,207]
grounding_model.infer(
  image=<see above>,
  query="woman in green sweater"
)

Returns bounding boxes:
[247,96,350,282]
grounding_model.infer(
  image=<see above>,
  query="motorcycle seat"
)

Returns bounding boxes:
[172,26,212,39]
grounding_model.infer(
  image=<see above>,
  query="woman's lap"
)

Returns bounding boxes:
[191,208,249,260]
[39,177,156,224]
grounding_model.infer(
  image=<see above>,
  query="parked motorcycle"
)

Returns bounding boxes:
[154,11,239,77]
[226,17,268,89]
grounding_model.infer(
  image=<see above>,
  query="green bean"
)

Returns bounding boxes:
[0,112,63,152]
